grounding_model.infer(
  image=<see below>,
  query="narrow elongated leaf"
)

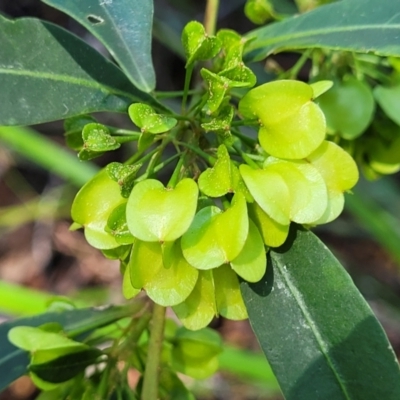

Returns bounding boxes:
[42,0,155,92]
[0,16,158,126]
[241,226,400,400]
[244,0,400,61]
[0,303,141,391]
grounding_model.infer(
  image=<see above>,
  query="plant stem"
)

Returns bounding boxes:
[167,152,186,188]
[204,0,220,36]
[141,304,166,400]
[182,63,194,114]
[232,143,260,169]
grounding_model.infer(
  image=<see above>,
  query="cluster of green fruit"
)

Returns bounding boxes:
[71,81,358,331]
[314,61,400,179]
[70,21,360,331]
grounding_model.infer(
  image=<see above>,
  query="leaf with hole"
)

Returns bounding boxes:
[42,0,156,92]
[0,15,158,126]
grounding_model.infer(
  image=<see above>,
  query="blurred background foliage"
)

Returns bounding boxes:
[1,0,400,399]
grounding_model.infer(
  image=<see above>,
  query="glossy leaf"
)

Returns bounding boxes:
[42,0,155,92]
[8,327,86,359]
[244,0,400,61]
[0,16,157,126]
[241,227,400,400]
[0,305,139,391]
[126,178,199,242]
[29,348,102,384]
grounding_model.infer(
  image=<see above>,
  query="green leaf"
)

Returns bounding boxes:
[78,123,120,160]
[128,104,177,134]
[317,77,375,139]
[0,126,98,187]
[181,21,222,66]
[241,226,400,400]
[29,348,102,384]
[0,304,140,391]
[244,0,400,62]
[171,327,222,379]
[374,83,400,126]
[42,0,155,92]
[0,15,157,126]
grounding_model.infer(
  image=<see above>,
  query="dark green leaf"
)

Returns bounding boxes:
[241,226,400,400]
[0,16,158,126]
[42,0,155,92]
[29,348,102,383]
[244,0,400,61]
[0,303,142,391]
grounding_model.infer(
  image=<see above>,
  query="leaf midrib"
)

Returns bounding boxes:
[0,68,136,101]
[273,254,351,400]
[246,23,400,51]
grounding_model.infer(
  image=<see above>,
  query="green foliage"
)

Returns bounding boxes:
[2,0,400,398]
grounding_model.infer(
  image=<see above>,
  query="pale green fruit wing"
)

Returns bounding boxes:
[213,265,247,320]
[173,271,217,330]
[231,220,267,282]
[239,164,291,225]
[126,178,198,242]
